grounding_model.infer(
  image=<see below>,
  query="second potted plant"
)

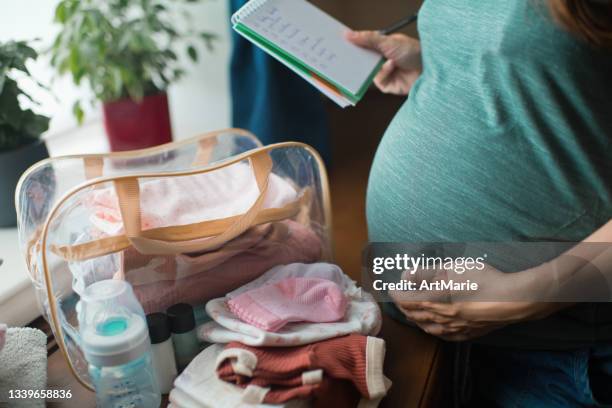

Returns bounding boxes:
[50,0,215,151]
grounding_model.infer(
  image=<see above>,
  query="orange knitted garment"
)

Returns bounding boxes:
[216,334,387,406]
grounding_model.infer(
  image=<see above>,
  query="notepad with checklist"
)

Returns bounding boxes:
[231,0,384,108]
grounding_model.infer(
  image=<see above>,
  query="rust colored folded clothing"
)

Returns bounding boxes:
[216,334,390,407]
[123,220,322,313]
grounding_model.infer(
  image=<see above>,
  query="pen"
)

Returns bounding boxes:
[379,12,418,35]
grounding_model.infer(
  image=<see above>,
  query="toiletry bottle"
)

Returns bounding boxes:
[166,303,200,371]
[79,280,161,408]
[146,313,178,394]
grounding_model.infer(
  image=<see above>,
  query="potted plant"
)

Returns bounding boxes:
[0,40,51,227]
[50,0,215,151]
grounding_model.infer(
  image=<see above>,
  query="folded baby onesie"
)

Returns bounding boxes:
[227,277,348,332]
[216,334,390,407]
[169,343,311,408]
[199,263,381,346]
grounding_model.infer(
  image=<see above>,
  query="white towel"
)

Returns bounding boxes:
[199,263,382,346]
[0,327,47,407]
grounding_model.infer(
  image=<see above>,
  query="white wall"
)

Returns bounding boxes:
[0,0,231,143]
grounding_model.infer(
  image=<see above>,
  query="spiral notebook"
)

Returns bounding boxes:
[231,0,384,108]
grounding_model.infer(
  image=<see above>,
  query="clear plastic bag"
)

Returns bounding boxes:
[16,129,332,389]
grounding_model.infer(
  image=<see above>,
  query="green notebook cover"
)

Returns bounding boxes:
[234,22,384,104]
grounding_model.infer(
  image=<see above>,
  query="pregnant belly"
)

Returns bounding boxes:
[366,102,596,244]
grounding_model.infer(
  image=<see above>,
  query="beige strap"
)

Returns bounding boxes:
[50,190,311,261]
[112,150,273,255]
[83,156,104,180]
[192,135,217,167]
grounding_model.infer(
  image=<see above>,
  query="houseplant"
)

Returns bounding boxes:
[50,0,215,151]
[0,40,51,227]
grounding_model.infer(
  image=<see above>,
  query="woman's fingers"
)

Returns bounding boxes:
[401,309,454,325]
[374,60,396,91]
[345,30,387,52]
[399,301,460,317]
[416,322,463,337]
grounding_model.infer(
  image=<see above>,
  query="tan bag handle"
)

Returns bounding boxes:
[51,189,311,261]
[112,150,273,255]
[192,135,217,167]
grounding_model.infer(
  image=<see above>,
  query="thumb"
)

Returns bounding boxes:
[345,30,386,52]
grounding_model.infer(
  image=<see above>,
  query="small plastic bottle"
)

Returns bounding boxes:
[79,280,161,408]
[146,313,178,394]
[166,303,200,371]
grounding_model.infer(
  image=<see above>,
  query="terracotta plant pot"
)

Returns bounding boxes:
[102,92,173,152]
[0,139,49,227]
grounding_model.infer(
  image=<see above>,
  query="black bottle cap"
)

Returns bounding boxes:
[166,303,196,334]
[146,313,171,344]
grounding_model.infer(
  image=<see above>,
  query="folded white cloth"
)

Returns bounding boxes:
[199,263,381,346]
[169,344,311,408]
[0,327,47,407]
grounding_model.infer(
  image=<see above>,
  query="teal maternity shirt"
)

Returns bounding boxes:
[367,0,612,348]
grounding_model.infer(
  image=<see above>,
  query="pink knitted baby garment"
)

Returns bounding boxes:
[227,277,348,332]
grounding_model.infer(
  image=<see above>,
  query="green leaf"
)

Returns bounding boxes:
[72,101,84,124]
[200,32,217,52]
[55,2,67,23]
[69,45,81,80]
[21,110,50,137]
[187,45,198,62]
[0,67,6,94]
[0,79,25,129]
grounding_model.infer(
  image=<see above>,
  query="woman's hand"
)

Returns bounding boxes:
[345,31,422,96]
[389,264,566,341]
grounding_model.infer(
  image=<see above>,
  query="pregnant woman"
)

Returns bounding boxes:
[348,0,612,406]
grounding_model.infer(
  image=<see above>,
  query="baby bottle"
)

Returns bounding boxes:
[78,279,161,408]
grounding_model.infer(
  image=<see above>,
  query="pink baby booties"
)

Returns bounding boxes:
[227,277,348,332]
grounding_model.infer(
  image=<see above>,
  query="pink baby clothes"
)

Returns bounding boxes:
[126,220,323,313]
[83,161,298,235]
[227,277,347,332]
[199,263,382,347]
